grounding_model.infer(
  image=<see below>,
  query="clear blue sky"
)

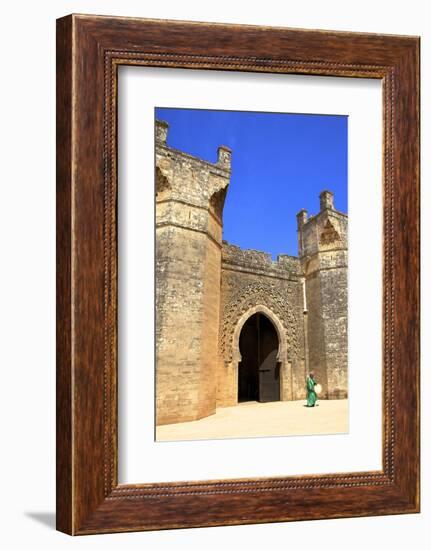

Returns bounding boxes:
[156,107,347,258]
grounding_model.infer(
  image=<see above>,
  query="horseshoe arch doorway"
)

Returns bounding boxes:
[238,312,280,403]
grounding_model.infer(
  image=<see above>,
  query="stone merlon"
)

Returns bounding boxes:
[218,145,232,170]
[155,119,169,144]
[319,189,335,211]
[296,209,308,229]
[156,119,231,176]
[296,190,345,227]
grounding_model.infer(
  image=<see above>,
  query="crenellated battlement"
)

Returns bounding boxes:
[156,119,231,178]
[222,241,300,280]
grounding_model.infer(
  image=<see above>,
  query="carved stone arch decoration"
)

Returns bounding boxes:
[320,218,341,246]
[155,165,171,198]
[209,186,228,222]
[220,281,299,364]
[231,304,287,364]
[225,301,293,403]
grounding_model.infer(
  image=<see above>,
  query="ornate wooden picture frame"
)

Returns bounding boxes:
[56,14,420,534]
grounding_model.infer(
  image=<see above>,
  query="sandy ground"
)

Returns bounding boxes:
[156,399,348,441]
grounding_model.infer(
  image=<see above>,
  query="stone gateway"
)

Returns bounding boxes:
[155,120,348,426]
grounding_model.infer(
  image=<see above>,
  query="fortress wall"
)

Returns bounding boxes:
[197,236,223,418]
[156,226,210,424]
[304,271,329,397]
[319,261,348,398]
[219,243,306,404]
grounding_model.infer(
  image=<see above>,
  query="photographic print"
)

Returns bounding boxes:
[155,107,348,442]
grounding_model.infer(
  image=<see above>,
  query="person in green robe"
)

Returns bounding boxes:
[306,372,317,407]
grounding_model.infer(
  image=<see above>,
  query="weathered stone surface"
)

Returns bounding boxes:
[298,190,348,399]
[219,244,306,405]
[155,121,348,425]
[155,121,231,425]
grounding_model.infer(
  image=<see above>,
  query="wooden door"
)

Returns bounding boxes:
[238,313,280,403]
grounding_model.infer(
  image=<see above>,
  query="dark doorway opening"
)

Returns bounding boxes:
[238,313,280,403]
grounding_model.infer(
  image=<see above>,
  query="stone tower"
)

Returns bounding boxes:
[155,120,232,425]
[297,190,348,399]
